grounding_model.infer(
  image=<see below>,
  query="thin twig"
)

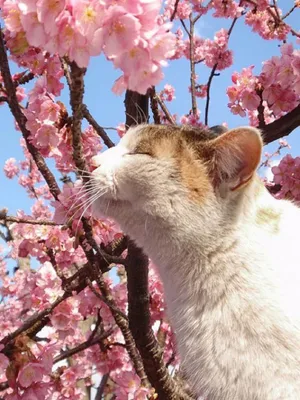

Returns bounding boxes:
[0,212,60,226]
[153,93,175,124]
[95,373,110,400]
[189,14,197,117]
[87,280,128,321]
[82,104,115,148]
[54,328,114,363]
[282,4,298,20]
[180,20,191,38]
[204,13,239,125]
[170,0,180,21]
[149,87,161,124]
[204,64,218,125]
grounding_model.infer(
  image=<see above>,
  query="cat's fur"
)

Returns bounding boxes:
[89,124,300,399]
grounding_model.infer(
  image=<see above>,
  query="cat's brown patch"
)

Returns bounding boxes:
[133,125,213,203]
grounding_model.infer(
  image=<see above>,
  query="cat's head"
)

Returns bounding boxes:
[88,124,263,228]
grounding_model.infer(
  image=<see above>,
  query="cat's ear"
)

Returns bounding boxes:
[206,127,263,193]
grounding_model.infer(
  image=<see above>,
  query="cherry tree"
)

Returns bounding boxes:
[0,1,299,399]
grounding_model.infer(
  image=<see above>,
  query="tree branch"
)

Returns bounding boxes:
[124,90,149,126]
[126,242,193,400]
[0,28,61,200]
[69,61,87,176]
[262,104,300,145]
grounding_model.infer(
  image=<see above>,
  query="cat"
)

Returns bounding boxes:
[88,124,300,399]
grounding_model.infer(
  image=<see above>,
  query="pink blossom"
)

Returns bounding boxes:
[240,89,261,111]
[18,363,45,388]
[161,84,176,101]
[36,0,65,34]
[20,12,47,48]
[4,158,19,179]
[102,7,141,59]
[117,123,126,138]
[35,122,60,148]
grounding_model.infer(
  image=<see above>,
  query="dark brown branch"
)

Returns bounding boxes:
[82,104,115,148]
[126,241,193,400]
[125,90,149,126]
[87,271,149,387]
[0,28,61,200]
[69,62,87,176]
[262,104,300,144]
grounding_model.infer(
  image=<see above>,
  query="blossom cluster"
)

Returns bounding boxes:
[227,43,300,122]
[1,0,176,94]
[272,154,300,201]
[185,28,233,70]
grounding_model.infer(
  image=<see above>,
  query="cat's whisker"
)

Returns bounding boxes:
[135,102,148,124]
[73,191,107,236]
[65,186,105,223]
[67,184,100,207]
[125,112,139,126]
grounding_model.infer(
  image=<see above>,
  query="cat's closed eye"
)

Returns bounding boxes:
[126,152,153,157]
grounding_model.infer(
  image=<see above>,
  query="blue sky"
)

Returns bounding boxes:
[0,3,299,216]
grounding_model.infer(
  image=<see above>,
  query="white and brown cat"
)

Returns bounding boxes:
[89,124,300,399]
